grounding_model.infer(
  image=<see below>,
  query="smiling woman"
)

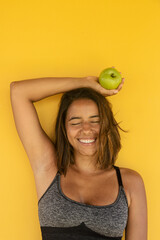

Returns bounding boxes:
[65,98,101,168]
[10,74,147,240]
[55,87,127,176]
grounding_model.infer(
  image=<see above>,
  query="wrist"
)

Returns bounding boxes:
[72,77,89,89]
[79,76,94,89]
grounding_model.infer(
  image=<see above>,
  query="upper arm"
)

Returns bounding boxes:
[10,82,57,174]
[125,171,148,240]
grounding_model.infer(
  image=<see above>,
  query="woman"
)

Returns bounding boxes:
[10,72,147,240]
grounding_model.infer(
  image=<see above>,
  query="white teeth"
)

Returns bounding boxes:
[78,139,95,143]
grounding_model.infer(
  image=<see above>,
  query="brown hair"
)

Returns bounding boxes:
[54,87,128,176]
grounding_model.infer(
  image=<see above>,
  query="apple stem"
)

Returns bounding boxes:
[111,73,115,78]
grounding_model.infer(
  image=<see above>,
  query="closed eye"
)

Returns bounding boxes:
[71,121,100,125]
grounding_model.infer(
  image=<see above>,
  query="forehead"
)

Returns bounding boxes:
[66,99,99,117]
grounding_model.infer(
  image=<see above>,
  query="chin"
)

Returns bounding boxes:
[80,151,97,157]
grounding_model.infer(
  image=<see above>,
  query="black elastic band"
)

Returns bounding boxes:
[112,165,123,187]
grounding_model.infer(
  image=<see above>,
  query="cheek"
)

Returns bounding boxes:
[96,125,100,132]
[94,125,100,135]
[66,126,78,142]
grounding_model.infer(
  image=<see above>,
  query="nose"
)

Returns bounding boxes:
[81,122,92,133]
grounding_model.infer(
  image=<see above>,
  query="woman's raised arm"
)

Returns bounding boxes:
[10,75,124,172]
[10,77,87,174]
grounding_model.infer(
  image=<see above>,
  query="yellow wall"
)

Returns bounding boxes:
[1,0,159,239]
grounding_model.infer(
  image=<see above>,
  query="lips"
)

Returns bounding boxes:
[77,138,97,145]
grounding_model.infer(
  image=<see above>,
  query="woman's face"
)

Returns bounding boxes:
[65,98,100,157]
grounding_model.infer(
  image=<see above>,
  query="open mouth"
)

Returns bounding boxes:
[77,138,97,145]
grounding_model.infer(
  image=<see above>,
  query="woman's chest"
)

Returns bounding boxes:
[60,173,120,206]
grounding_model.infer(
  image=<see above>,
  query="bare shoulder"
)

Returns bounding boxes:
[120,167,144,182]
[118,167,146,207]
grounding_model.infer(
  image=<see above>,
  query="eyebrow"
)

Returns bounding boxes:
[68,115,100,121]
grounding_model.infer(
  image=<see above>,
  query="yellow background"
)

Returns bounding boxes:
[1,0,159,239]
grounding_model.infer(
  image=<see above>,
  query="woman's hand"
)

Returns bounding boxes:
[84,68,125,97]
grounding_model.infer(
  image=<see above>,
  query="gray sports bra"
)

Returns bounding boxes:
[38,165,128,240]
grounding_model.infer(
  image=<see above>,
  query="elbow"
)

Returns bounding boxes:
[10,81,17,90]
[10,81,20,97]
[10,80,18,87]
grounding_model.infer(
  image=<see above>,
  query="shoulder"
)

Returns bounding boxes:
[118,167,146,207]
[119,167,144,183]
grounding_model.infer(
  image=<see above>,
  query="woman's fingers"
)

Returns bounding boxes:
[100,88,118,96]
[84,74,125,97]
[100,77,125,96]
[117,78,125,91]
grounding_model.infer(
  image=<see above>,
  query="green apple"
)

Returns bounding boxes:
[99,67,122,90]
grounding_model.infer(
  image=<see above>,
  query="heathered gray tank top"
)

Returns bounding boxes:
[38,165,128,240]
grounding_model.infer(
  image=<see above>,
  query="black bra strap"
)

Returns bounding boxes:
[112,165,123,187]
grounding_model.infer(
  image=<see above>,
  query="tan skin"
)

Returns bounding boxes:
[10,68,147,239]
[62,98,126,207]
[62,99,147,240]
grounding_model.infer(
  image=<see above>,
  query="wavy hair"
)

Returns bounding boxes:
[54,87,128,176]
